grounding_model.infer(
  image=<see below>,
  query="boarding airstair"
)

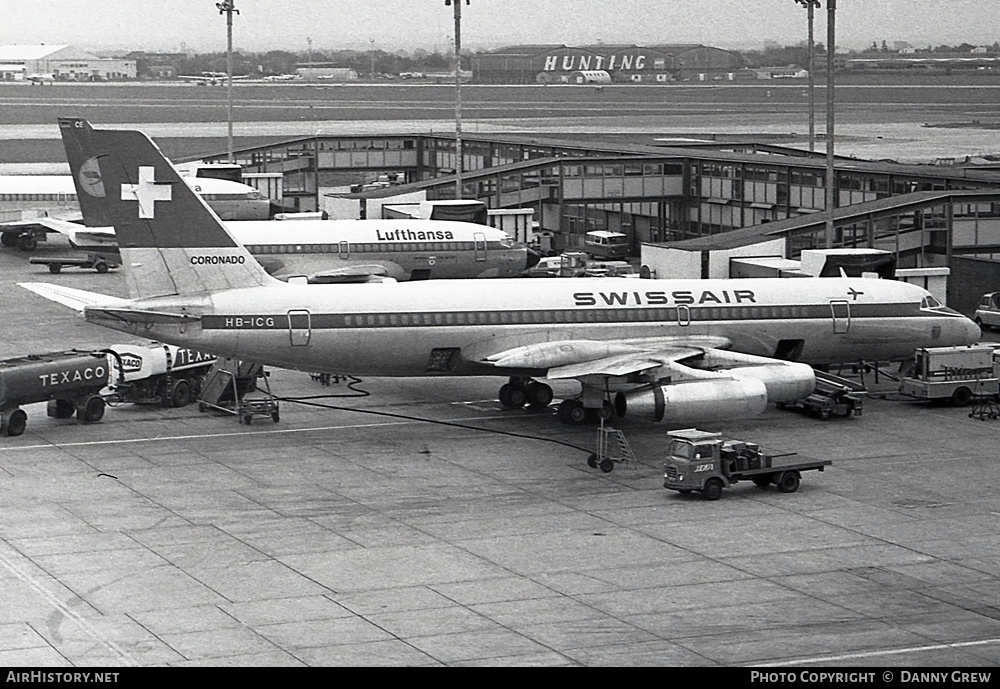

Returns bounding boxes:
[197,358,279,424]
[587,421,637,473]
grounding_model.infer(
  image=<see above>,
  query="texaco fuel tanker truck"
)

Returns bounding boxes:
[0,350,111,437]
[0,343,217,437]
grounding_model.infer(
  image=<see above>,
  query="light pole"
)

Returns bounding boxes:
[794,0,820,152]
[216,0,239,163]
[445,0,469,200]
[824,0,836,248]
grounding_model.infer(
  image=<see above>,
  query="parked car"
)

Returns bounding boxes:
[974,292,1000,330]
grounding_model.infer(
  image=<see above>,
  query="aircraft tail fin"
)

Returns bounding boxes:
[59,118,113,228]
[57,117,276,300]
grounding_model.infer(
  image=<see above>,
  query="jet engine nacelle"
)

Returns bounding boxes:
[725,362,816,404]
[694,351,816,404]
[614,378,768,423]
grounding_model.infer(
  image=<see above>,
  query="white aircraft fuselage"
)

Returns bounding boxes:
[87,275,978,376]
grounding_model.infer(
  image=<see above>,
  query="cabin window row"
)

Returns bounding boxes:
[246,241,499,254]
[0,193,74,202]
[340,305,819,327]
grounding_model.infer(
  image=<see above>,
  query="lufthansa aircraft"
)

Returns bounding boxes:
[21,120,982,425]
[58,119,533,282]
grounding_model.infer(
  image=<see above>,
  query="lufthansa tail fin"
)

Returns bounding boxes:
[59,118,113,228]
[57,117,276,300]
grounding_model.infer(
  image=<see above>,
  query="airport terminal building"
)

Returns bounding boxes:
[472,44,742,83]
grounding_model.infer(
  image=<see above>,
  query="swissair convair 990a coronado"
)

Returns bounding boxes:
[57,119,532,282]
[21,119,981,426]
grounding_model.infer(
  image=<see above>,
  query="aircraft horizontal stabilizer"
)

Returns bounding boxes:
[85,307,201,325]
[18,282,127,313]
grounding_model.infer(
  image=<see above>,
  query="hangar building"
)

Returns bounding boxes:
[472,44,742,84]
[0,45,136,81]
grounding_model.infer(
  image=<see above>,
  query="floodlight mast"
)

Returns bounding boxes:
[824,0,836,248]
[445,0,470,200]
[216,0,239,163]
[794,0,820,152]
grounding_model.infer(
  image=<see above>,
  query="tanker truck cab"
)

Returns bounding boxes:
[663,428,830,500]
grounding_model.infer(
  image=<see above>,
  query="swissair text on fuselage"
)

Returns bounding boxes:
[573,289,757,307]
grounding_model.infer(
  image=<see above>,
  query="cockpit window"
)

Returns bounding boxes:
[499,232,513,248]
[922,295,942,309]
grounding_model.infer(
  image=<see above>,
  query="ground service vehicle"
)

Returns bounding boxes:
[29,253,118,274]
[974,292,1000,330]
[105,342,217,408]
[778,370,864,419]
[662,428,831,500]
[583,230,629,259]
[899,344,999,406]
[0,350,110,437]
[522,251,589,277]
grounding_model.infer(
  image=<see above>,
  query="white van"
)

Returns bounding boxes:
[974,292,1000,330]
[583,230,629,259]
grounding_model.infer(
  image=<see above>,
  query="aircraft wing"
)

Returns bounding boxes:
[303,264,392,284]
[481,334,818,417]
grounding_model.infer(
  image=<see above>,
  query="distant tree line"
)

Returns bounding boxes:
[126,48,457,79]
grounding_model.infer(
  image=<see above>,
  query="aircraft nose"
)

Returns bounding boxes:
[525,247,542,270]
[965,317,983,344]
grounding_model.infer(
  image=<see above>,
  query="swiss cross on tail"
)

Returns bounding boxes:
[121,166,172,218]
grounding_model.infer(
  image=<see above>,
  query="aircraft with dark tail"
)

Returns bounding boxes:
[20,119,982,425]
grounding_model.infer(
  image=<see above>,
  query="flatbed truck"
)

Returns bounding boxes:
[663,428,831,500]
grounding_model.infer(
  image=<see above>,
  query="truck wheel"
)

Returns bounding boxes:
[78,396,105,424]
[777,471,801,493]
[48,263,62,274]
[170,379,192,408]
[587,453,598,468]
[51,398,76,419]
[702,478,724,501]
[5,409,28,437]
[752,474,773,488]
[599,458,614,473]
[950,387,973,407]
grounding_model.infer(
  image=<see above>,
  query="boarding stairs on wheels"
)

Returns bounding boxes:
[587,421,637,474]
[969,370,1000,421]
[197,358,279,424]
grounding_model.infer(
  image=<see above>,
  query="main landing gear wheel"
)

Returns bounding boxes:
[557,399,588,425]
[498,383,527,409]
[526,382,553,408]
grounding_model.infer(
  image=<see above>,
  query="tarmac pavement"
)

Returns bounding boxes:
[2,238,1000,666]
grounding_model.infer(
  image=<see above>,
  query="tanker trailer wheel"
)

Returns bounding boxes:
[5,409,28,437]
[702,478,724,501]
[777,470,801,494]
[170,379,192,408]
[49,398,76,419]
[78,396,105,424]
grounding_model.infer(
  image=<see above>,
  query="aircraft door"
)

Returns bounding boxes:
[474,232,487,262]
[338,240,350,260]
[829,300,850,334]
[677,305,691,327]
[287,309,312,346]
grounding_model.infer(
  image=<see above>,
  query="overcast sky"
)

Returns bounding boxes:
[4,1,999,54]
